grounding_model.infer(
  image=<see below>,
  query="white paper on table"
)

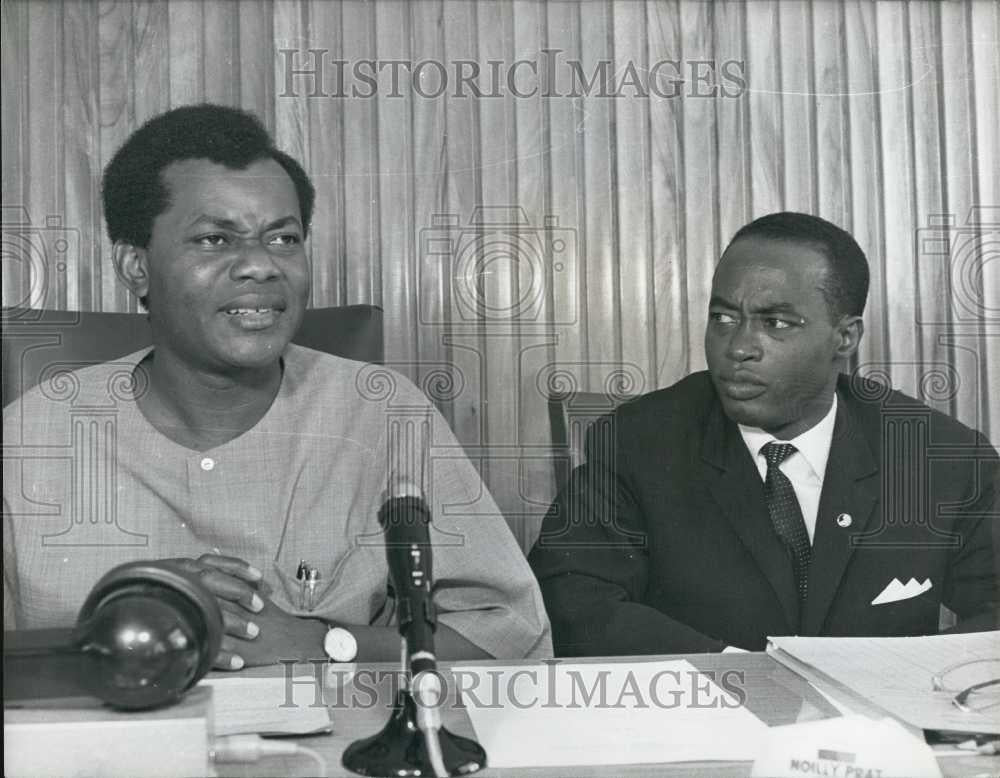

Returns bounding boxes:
[202,676,333,737]
[457,659,767,768]
[767,631,1000,735]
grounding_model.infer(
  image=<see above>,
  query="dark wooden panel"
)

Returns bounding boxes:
[441,0,486,454]
[908,1,952,416]
[679,0,717,375]
[745,1,783,218]
[307,0,347,309]
[714,0,750,246]
[578,1,620,390]
[98,0,133,313]
[339,0,379,308]
[938,1,984,432]
[778,0,817,214]
[612,0,655,396]
[203,1,240,105]
[27,0,64,310]
[647,0,690,387]
[968,0,999,437]
[238,0,275,129]
[511,0,557,549]
[2,0,30,309]
[167,0,203,105]
[62,0,102,312]
[474,0,524,540]
[844,0,887,375]
[876,1,921,398]
[375,0,415,375]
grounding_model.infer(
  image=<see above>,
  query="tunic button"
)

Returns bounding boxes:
[200,457,215,472]
[836,513,852,528]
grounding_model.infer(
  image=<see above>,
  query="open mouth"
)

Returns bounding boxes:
[225,307,277,315]
[222,306,284,331]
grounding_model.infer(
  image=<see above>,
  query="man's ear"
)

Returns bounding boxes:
[111,241,149,301]
[834,315,864,361]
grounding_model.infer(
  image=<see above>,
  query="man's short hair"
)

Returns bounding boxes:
[101,103,315,248]
[727,211,870,319]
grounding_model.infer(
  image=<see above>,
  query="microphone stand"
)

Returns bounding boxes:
[342,492,486,777]
[341,637,486,778]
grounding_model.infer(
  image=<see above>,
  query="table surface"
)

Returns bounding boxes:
[219,653,998,778]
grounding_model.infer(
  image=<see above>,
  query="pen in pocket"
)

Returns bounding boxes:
[295,559,321,611]
[304,567,321,611]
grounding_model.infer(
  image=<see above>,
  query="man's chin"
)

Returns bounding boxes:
[717,395,774,430]
[215,311,301,361]
[216,330,295,371]
[230,345,289,370]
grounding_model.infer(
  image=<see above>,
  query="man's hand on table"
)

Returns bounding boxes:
[220,593,329,669]
[163,554,324,670]
[162,553,493,668]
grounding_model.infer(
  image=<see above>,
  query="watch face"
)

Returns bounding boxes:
[325,627,358,662]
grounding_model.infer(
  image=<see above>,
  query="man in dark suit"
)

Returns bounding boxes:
[529,212,999,654]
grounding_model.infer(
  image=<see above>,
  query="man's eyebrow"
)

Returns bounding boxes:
[708,296,801,315]
[187,215,302,232]
[261,216,303,231]
[751,302,799,314]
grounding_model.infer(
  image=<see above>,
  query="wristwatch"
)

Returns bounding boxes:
[323,626,358,662]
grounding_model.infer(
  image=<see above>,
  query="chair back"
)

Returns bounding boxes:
[547,390,635,491]
[1,305,383,406]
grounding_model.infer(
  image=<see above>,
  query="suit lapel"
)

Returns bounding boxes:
[803,387,879,634]
[701,400,798,631]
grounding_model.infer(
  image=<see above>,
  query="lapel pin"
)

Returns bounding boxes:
[836,513,853,528]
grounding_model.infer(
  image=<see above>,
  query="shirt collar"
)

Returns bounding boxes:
[738,393,838,481]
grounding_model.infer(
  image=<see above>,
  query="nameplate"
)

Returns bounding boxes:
[750,716,941,778]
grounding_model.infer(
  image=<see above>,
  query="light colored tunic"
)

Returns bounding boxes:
[3,344,551,659]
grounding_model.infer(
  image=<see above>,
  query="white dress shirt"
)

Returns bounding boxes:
[738,394,838,544]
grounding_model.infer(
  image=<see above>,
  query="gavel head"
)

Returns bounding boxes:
[74,562,223,710]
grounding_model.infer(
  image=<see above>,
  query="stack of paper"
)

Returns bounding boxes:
[768,631,1000,734]
[459,659,767,768]
[202,676,333,737]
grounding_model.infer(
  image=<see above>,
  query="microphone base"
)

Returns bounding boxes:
[342,690,486,777]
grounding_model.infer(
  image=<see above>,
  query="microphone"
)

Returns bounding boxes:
[342,477,486,777]
[378,477,438,678]
[3,561,222,711]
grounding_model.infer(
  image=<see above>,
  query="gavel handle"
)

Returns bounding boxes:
[3,627,79,657]
[3,628,89,703]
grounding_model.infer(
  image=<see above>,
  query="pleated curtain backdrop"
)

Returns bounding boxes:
[3,0,997,549]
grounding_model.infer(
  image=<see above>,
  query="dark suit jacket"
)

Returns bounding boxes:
[529,372,1000,655]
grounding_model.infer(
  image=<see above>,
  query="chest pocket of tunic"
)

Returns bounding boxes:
[268,460,390,624]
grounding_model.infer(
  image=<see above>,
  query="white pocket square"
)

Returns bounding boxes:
[871,577,932,606]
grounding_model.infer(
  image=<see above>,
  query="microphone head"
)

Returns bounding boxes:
[379,476,430,535]
[383,475,425,503]
[75,562,223,710]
